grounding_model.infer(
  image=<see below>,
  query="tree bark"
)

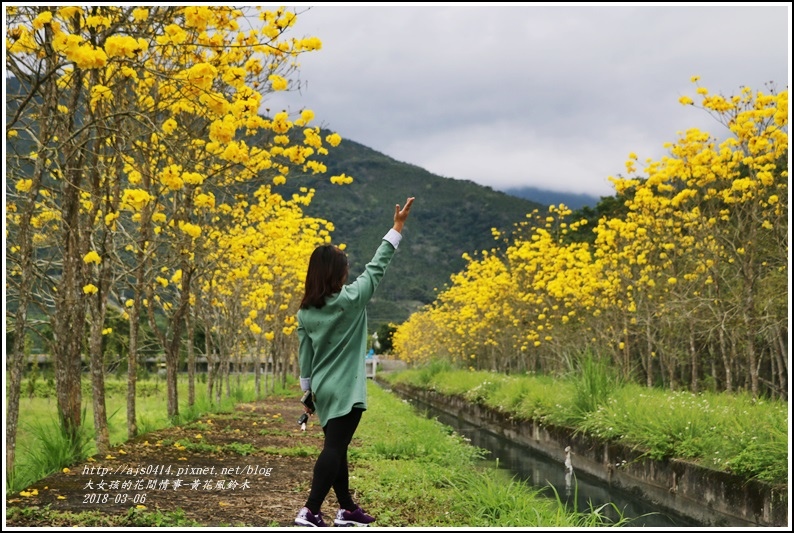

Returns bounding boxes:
[689,323,698,394]
[53,161,88,444]
[126,292,140,439]
[773,326,787,401]
[718,327,733,393]
[187,310,195,407]
[5,139,43,484]
[205,316,215,403]
[87,239,114,453]
[254,337,262,399]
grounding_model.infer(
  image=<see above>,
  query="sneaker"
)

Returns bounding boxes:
[334,507,376,527]
[295,507,327,527]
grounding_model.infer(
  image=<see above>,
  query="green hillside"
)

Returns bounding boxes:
[6,70,545,330]
[277,137,545,329]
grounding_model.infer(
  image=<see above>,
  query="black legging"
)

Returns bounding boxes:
[305,407,363,514]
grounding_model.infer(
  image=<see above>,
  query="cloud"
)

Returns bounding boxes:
[266,4,791,197]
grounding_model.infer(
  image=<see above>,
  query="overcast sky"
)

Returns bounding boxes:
[263,3,791,197]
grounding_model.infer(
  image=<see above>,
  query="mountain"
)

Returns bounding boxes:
[278,137,546,329]
[5,69,548,330]
[503,186,601,210]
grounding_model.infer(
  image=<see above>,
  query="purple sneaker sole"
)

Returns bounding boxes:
[334,508,375,527]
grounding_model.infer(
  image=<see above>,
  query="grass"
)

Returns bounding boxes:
[8,408,94,493]
[8,375,634,527]
[349,382,630,527]
[8,373,293,493]
[384,362,789,486]
[5,505,203,527]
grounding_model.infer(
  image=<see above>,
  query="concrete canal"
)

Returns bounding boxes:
[381,381,787,527]
[400,391,701,526]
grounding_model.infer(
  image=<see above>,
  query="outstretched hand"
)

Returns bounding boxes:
[393,197,415,233]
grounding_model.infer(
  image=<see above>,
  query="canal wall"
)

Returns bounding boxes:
[388,382,789,528]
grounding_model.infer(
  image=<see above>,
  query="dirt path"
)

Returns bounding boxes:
[6,395,345,527]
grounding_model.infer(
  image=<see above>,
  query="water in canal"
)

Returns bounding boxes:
[401,393,703,527]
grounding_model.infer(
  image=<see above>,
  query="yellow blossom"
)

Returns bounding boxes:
[132,7,148,21]
[269,74,288,91]
[83,251,101,264]
[179,221,202,239]
[32,11,53,30]
[162,118,178,134]
[104,35,143,59]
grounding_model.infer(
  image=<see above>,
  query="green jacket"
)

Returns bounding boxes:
[298,234,399,427]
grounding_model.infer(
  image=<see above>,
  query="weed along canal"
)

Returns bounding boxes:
[382,383,703,527]
[406,396,700,527]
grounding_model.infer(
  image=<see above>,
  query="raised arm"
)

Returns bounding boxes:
[392,197,415,234]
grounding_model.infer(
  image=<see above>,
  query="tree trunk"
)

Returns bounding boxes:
[6,183,38,484]
[718,327,733,393]
[187,310,195,407]
[87,222,114,454]
[88,302,110,454]
[127,293,140,439]
[621,316,631,382]
[689,323,698,394]
[644,322,654,388]
[773,326,787,401]
[165,342,180,419]
[149,266,193,419]
[54,165,88,444]
[224,355,231,399]
[7,303,28,482]
[254,337,262,399]
[745,312,759,398]
[204,316,215,403]
[236,351,242,389]
[6,14,61,479]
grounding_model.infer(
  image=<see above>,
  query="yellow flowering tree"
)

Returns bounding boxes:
[611,81,788,395]
[394,81,787,399]
[197,186,331,400]
[5,5,345,473]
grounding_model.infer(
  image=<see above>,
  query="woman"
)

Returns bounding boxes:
[294,197,415,527]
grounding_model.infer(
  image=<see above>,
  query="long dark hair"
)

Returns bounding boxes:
[300,244,349,309]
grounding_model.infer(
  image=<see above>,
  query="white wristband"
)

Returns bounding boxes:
[383,228,402,248]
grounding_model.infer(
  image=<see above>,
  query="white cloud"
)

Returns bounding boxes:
[266,4,791,197]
